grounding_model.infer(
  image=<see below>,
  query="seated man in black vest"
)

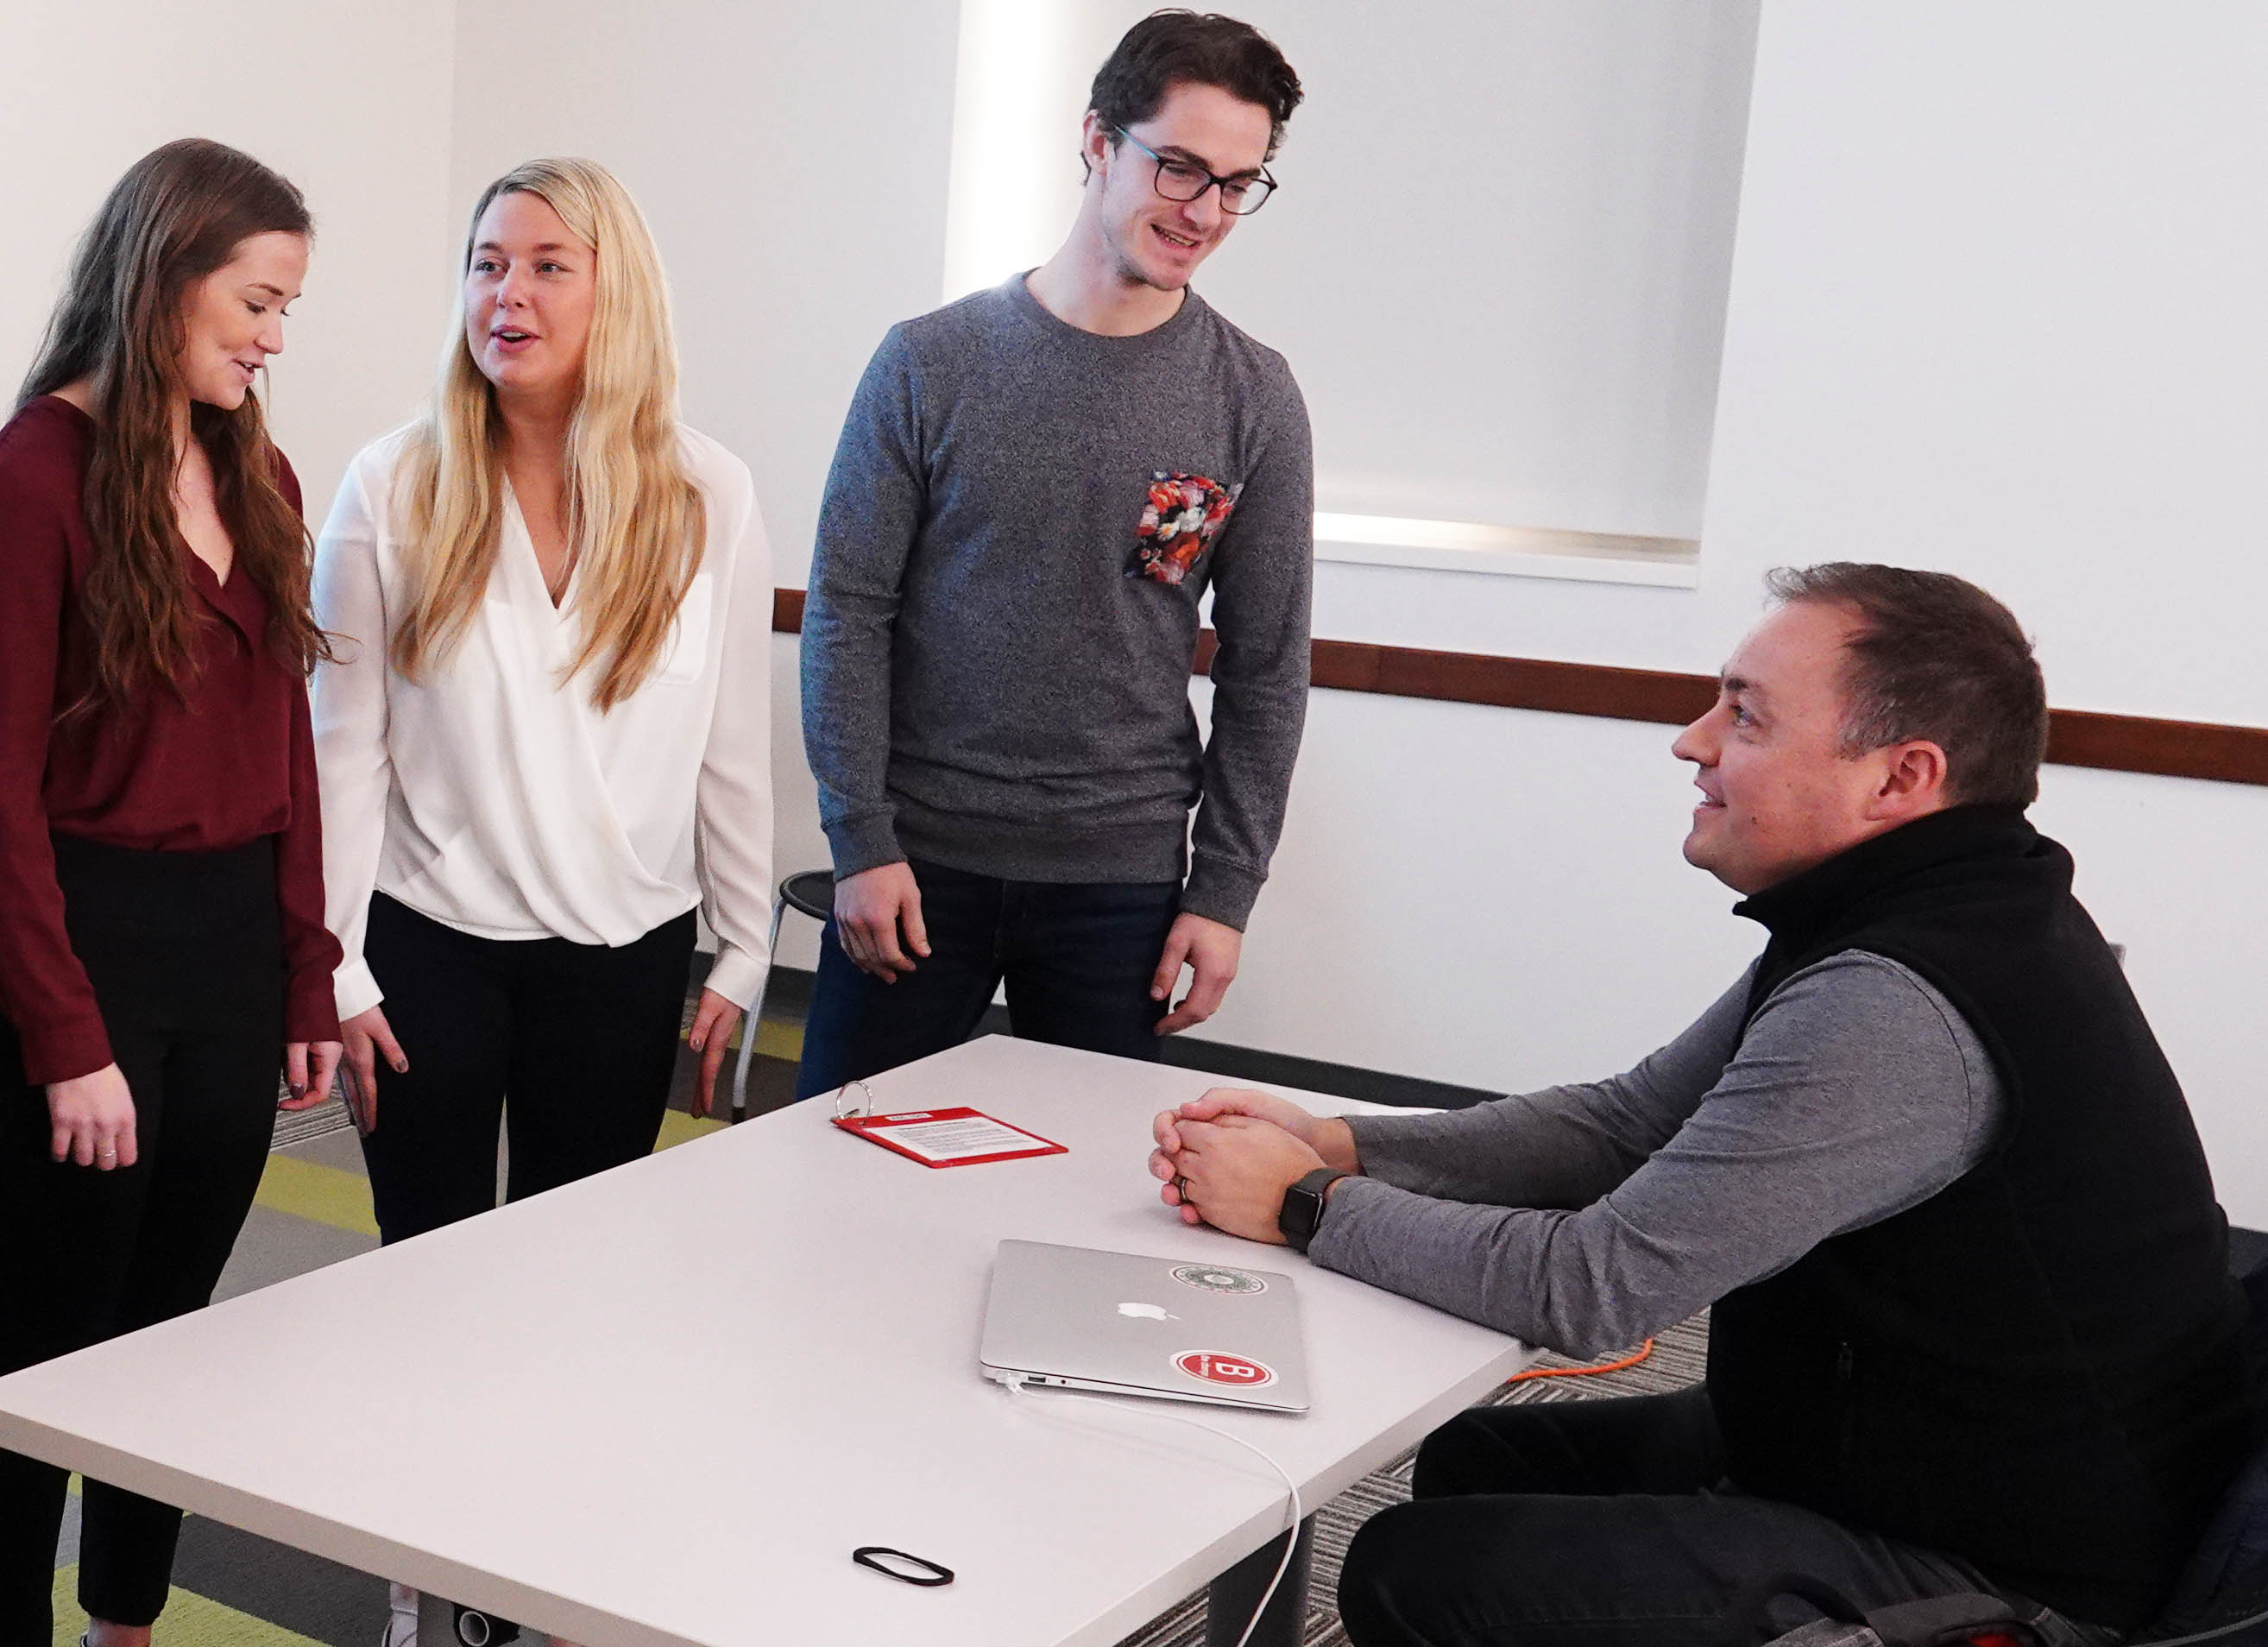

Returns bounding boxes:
[1149,564,2263,1647]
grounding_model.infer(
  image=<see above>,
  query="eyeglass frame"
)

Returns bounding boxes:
[1110,127,1279,216]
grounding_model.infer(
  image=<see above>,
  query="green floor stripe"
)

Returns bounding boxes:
[51,1565,326,1646]
[253,1154,379,1240]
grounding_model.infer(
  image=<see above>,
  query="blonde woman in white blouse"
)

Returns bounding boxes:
[314,155,769,1643]
[313,156,769,1240]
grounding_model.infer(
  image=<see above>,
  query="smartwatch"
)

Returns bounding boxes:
[1277,1167,1347,1253]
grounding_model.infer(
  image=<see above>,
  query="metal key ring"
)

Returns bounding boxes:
[832,1079,877,1121]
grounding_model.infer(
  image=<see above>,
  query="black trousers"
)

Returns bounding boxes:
[0,836,287,1637]
[1336,1386,2119,1647]
[356,893,696,1245]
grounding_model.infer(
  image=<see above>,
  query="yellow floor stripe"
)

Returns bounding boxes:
[52,1565,325,1646]
[252,1153,379,1240]
[655,1108,728,1152]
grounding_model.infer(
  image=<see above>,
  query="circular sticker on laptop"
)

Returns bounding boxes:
[1171,1264,1268,1297]
[1175,1350,1276,1388]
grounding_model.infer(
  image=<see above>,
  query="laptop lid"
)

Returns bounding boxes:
[979,1240,1310,1413]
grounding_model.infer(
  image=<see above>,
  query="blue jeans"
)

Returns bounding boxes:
[794,858,1180,1100]
[1338,1386,2122,1647]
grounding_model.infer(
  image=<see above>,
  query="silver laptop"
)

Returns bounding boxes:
[979,1240,1310,1413]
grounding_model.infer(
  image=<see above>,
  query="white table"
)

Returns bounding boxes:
[0,1035,1528,1647]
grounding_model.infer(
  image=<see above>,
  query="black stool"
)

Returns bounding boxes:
[730,869,835,1122]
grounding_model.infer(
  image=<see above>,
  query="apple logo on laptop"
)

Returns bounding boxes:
[1118,1302,1175,1322]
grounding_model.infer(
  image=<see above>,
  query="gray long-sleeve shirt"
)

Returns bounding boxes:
[1308,951,2004,1359]
[800,277,1314,929]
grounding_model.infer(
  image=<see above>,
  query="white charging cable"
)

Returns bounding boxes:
[1001,1376,1302,1647]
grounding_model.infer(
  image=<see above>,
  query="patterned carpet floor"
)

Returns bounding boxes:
[1111,1315,1711,1647]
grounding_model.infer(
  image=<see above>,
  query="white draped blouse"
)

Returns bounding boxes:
[311,425,773,1022]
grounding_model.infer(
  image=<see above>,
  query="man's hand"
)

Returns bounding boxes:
[835,862,929,981]
[47,1063,137,1169]
[1150,1112,1326,1242]
[1150,912,1240,1034]
[685,988,744,1119]
[1152,1087,1359,1170]
[340,1005,407,1137]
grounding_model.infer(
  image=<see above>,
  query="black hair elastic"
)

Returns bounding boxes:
[852,1546,954,1587]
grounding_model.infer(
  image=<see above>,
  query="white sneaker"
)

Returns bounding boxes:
[381,1581,419,1647]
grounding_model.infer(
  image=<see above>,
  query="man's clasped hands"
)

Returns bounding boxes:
[1148,1087,1364,1243]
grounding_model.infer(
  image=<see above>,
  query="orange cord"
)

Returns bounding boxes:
[1505,1338,1655,1384]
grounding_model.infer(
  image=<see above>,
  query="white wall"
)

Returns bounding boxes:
[0,0,460,510]
[1201,1,2268,1226]
[1197,0,1760,541]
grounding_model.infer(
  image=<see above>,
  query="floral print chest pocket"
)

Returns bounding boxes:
[1127,471,1244,587]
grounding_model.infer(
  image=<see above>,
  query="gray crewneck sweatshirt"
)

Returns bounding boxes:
[801,276,1313,929]
[1307,951,2005,1359]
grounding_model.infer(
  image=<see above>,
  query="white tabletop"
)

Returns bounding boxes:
[0,1035,1527,1647]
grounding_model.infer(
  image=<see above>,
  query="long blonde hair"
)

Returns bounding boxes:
[389,157,705,710]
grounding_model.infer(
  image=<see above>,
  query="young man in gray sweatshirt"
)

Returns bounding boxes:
[797,13,1314,1098]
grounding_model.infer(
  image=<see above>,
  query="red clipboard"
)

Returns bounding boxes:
[832,1106,1068,1169]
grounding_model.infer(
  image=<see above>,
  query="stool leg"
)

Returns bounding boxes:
[732,895,790,1124]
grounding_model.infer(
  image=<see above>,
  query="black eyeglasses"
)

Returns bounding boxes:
[1113,128,1278,216]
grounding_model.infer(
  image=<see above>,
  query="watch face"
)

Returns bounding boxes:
[1280,1185,1322,1246]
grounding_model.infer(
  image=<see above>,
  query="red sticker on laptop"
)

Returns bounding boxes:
[1174,1350,1276,1388]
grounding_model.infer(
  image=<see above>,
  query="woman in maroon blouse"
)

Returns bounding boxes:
[0,140,345,1647]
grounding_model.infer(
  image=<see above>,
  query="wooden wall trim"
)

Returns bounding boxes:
[772,587,2268,788]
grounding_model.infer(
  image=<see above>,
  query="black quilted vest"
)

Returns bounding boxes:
[1709,805,2259,1629]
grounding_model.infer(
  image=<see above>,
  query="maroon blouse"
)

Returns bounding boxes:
[0,395,341,1086]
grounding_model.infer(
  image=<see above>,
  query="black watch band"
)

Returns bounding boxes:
[1277,1167,1346,1254]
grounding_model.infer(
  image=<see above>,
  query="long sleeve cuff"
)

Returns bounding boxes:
[1180,853,1264,931]
[702,943,769,1013]
[332,956,383,1023]
[822,813,904,880]
[19,1010,115,1089]
[285,969,342,1044]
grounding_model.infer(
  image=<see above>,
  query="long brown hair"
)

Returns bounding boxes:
[17,137,329,708]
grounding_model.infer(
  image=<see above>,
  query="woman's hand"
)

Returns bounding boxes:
[47,1063,137,1169]
[282,1039,345,1114]
[687,988,745,1120]
[339,1006,407,1137]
